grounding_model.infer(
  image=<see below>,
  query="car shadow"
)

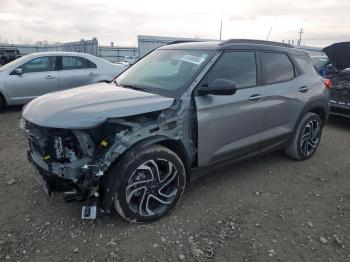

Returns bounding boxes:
[187,149,286,190]
[2,105,23,113]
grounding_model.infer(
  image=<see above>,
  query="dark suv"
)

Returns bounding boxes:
[20,39,330,222]
[0,47,21,66]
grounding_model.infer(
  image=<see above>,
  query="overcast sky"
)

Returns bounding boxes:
[0,0,349,47]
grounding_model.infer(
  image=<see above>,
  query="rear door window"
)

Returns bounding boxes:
[261,52,295,84]
[61,56,96,70]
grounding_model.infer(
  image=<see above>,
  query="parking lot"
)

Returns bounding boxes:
[0,108,349,261]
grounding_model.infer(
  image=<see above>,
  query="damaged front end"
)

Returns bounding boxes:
[20,118,110,218]
[20,99,193,219]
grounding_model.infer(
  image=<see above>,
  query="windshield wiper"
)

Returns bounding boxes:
[114,81,154,94]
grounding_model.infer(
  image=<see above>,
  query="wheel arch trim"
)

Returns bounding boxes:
[296,99,329,130]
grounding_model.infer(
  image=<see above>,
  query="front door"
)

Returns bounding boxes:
[5,56,58,104]
[195,50,265,167]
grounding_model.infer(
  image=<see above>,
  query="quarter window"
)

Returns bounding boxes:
[294,56,319,76]
[62,56,97,70]
[261,52,295,84]
[21,57,56,73]
[206,51,257,88]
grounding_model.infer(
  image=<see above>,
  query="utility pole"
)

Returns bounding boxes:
[219,19,222,40]
[298,28,304,46]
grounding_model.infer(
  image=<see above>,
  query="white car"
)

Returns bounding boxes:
[123,56,138,64]
[0,52,128,110]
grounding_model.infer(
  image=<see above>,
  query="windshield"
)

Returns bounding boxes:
[116,49,215,97]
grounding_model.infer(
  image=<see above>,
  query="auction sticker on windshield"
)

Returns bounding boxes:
[180,55,206,65]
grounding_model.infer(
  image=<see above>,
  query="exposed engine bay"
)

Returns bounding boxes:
[323,42,350,117]
[329,71,350,104]
[328,71,350,117]
[327,69,350,118]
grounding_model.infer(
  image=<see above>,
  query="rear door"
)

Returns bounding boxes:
[258,51,305,151]
[5,56,58,104]
[58,56,99,90]
[195,50,265,167]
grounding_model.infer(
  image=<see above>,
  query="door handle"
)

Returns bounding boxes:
[249,94,263,102]
[298,86,309,93]
[44,75,55,80]
[88,72,97,76]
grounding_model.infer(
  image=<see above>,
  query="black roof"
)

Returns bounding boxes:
[220,39,292,48]
[160,39,307,56]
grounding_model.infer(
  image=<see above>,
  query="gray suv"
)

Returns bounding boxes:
[20,40,330,222]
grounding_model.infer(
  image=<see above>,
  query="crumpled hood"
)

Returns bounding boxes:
[323,42,350,70]
[22,82,174,129]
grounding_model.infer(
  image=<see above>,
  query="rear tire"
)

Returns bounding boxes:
[285,112,323,160]
[110,144,186,223]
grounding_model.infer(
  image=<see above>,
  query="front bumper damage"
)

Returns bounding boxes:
[27,153,101,219]
[20,118,110,219]
[28,153,103,219]
[27,150,99,195]
[28,150,90,180]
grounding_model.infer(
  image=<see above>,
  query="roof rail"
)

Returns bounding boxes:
[166,40,203,45]
[220,39,293,48]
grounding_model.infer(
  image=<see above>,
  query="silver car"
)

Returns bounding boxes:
[20,40,329,223]
[0,52,127,110]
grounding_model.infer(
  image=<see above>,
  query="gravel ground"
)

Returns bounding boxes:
[0,108,349,262]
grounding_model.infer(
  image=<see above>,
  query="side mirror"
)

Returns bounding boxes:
[197,78,237,96]
[13,68,23,75]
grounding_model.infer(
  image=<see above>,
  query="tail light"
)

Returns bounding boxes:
[323,79,333,89]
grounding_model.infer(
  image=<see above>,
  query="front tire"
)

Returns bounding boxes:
[285,112,323,160]
[111,145,186,223]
